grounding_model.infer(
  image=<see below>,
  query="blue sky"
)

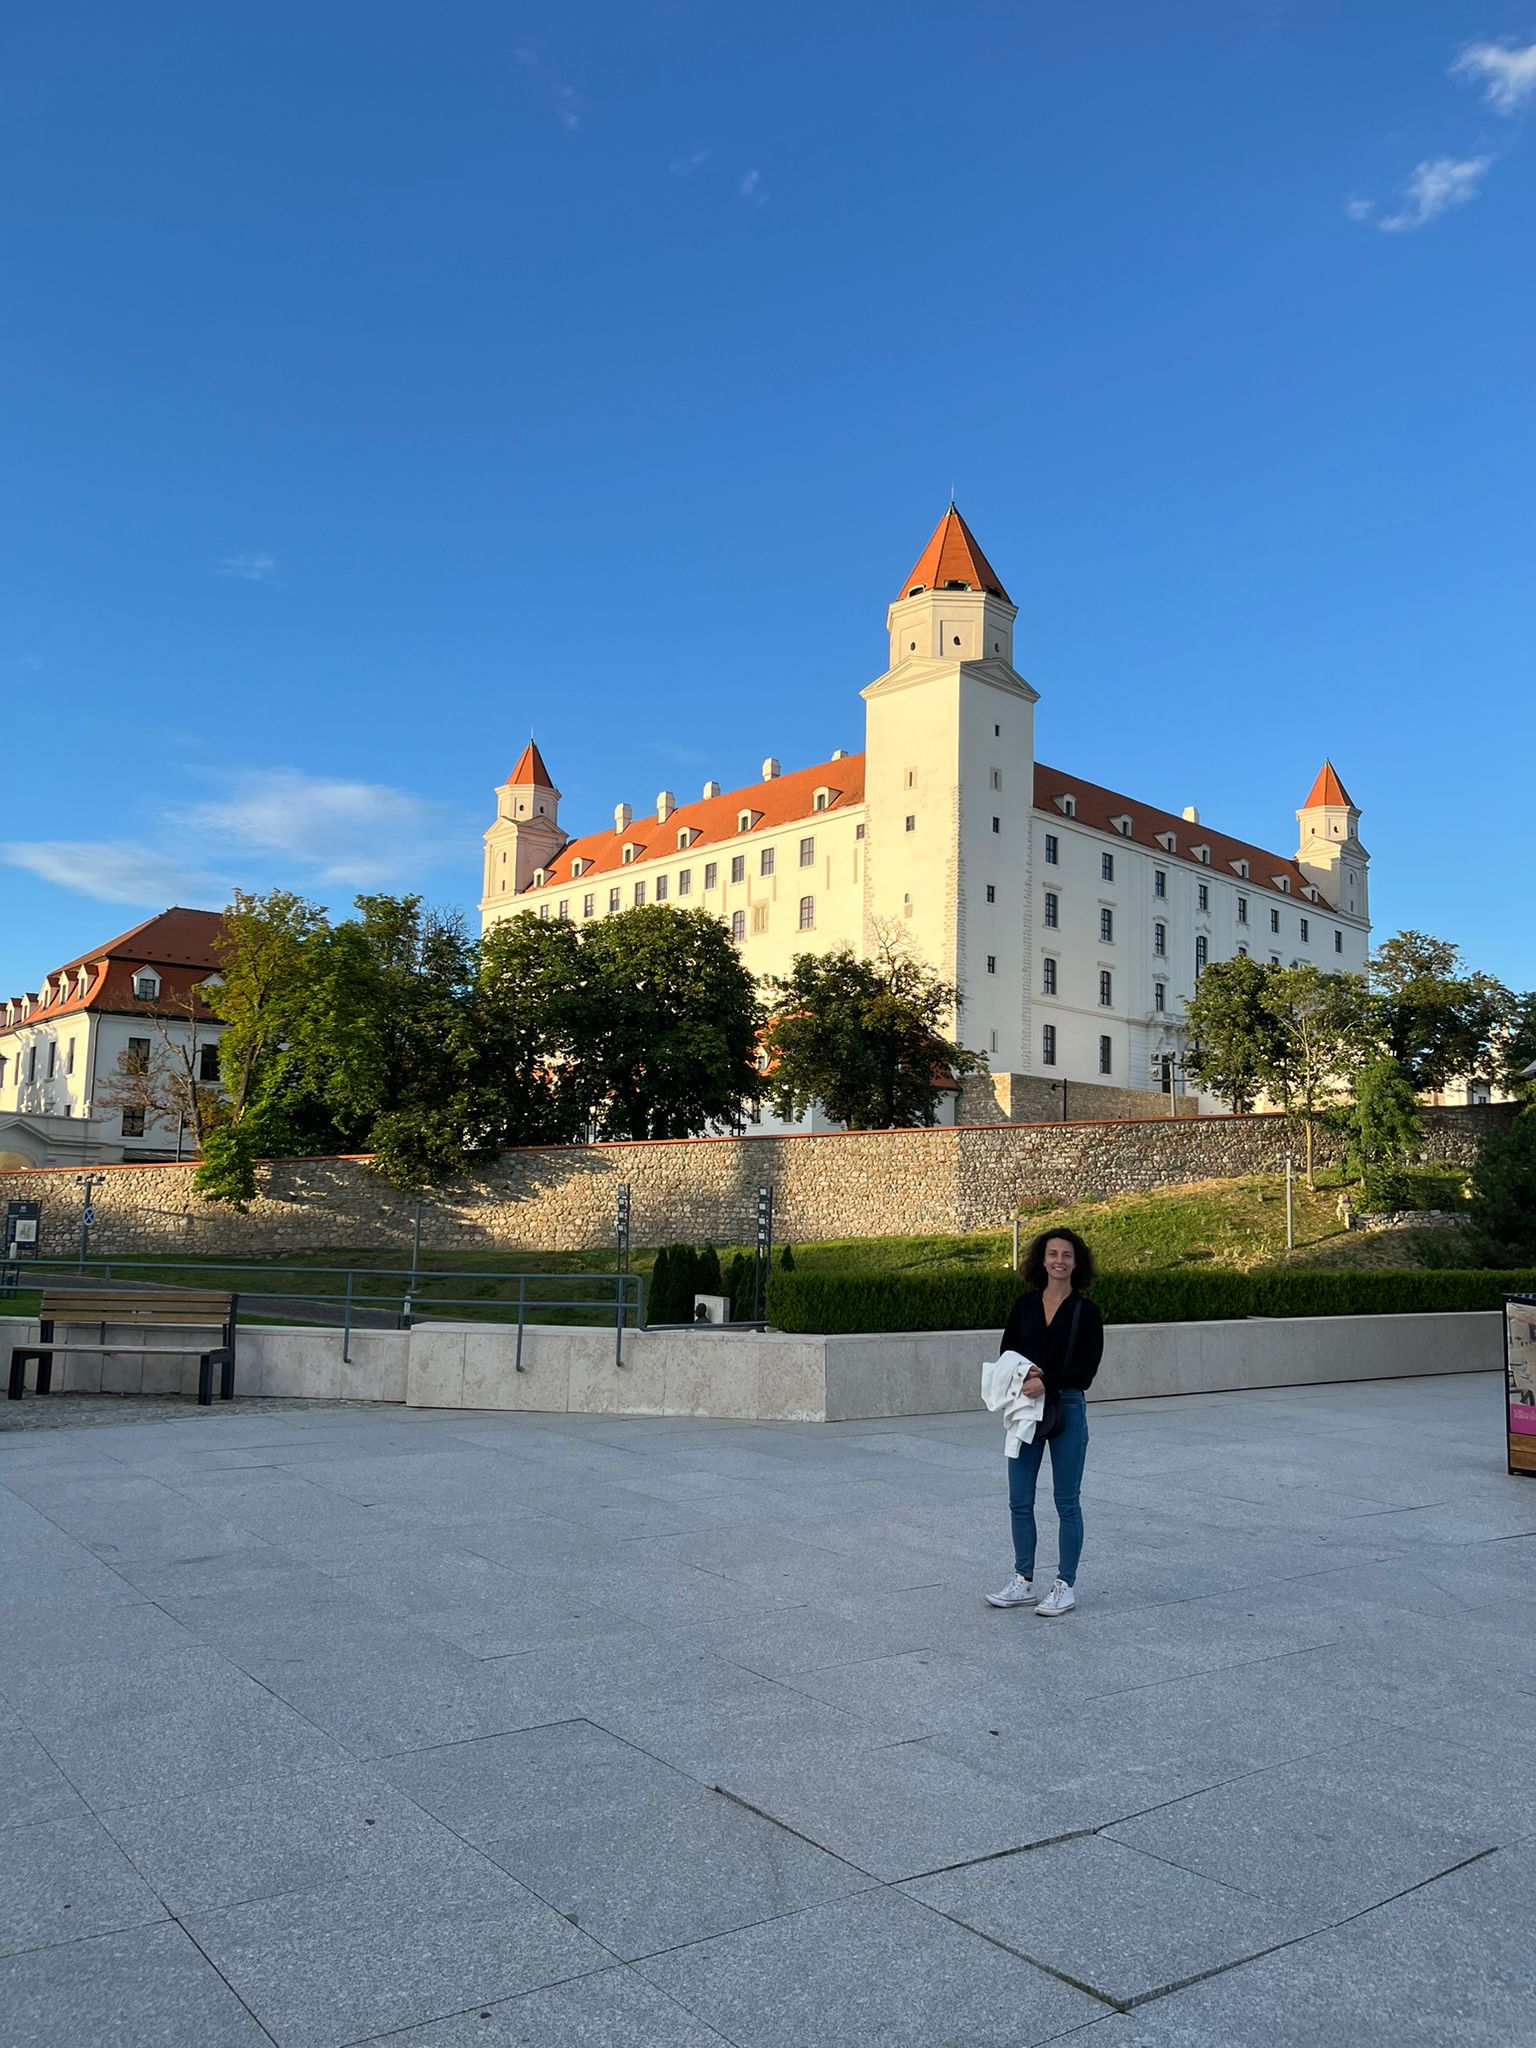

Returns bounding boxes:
[4,2,1533,995]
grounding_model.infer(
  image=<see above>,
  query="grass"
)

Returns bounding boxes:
[0,1172,1477,1333]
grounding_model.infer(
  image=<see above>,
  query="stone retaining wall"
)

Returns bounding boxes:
[0,1106,1507,1260]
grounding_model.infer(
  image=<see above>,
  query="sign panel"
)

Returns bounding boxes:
[1506,1295,1536,1478]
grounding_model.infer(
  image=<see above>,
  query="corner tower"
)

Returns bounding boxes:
[481,740,566,925]
[1296,760,1368,923]
[862,506,1038,1071]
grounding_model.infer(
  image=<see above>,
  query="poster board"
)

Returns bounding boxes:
[1506,1295,1536,1478]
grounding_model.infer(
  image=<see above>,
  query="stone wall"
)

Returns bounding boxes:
[0,1105,1508,1262]
[958,1073,1199,1125]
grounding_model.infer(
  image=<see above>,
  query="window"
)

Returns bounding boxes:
[66,1039,76,1075]
[1195,935,1209,977]
[814,791,828,812]
[1334,928,1343,954]
[633,881,646,906]
[654,875,668,901]
[1153,980,1166,1012]
[986,955,997,975]
[46,1041,57,1078]
[608,888,621,913]
[1101,852,1114,881]
[985,884,996,903]
[1042,1023,1057,1065]
[27,1046,37,1081]
[991,817,1001,834]
[1062,796,1076,817]
[126,1036,150,1074]
[1299,917,1310,942]
[1042,957,1057,995]
[1238,943,1249,957]
[905,769,915,788]
[905,815,916,833]
[730,854,745,884]
[1154,868,1166,898]
[799,836,814,867]
[855,822,866,840]
[622,845,636,865]
[760,847,774,877]
[133,971,159,1000]
[121,1108,146,1137]
[558,899,570,921]
[737,811,752,833]
[1099,907,1114,943]
[1099,969,1113,1007]
[582,893,595,918]
[704,862,718,890]
[1043,891,1059,929]
[1197,883,1209,912]
[677,870,691,897]
[676,830,691,851]
[990,768,1001,791]
[1099,1035,1112,1075]
[1153,921,1166,957]
[1237,895,1248,925]
[1270,907,1280,933]
[798,896,815,930]
[199,1043,220,1081]
[730,910,746,942]
[1044,834,1058,865]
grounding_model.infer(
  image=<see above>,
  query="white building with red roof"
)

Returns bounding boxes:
[481,508,1370,1112]
[0,908,226,1167]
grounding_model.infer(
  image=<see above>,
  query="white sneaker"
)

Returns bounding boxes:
[985,1574,1038,1608]
[1035,1578,1077,1618]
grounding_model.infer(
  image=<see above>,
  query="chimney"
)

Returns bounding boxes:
[702,779,722,800]
[1182,805,1200,825]
[656,791,675,823]
[831,747,848,761]
[762,757,781,781]
[614,802,632,832]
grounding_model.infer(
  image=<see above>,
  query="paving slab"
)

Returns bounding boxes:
[0,1709,89,1832]
[0,1809,167,1956]
[0,1921,274,2048]
[362,1963,733,2044]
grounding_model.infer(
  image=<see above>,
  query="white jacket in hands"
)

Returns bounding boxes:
[980,1348,1045,1459]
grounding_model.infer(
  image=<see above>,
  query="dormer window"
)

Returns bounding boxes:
[132,970,160,1001]
[532,868,547,888]
[622,844,637,864]
[1156,831,1177,852]
[1232,859,1249,878]
[677,827,697,850]
[1275,876,1292,893]
[1054,794,1076,818]
[812,787,834,812]
[76,967,89,998]
[1192,845,1210,865]
[737,810,753,833]
[1111,815,1132,837]
[40,978,54,1006]
[570,857,586,879]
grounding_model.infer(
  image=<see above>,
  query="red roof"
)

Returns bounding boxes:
[1034,765,1315,900]
[507,739,556,789]
[3,908,226,1037]
[532,755,866,890]
[1302,760,1355,810]
[899,505,1011,605]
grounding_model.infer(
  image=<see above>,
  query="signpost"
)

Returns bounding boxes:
[76,1175,97,1272]
[2,1199,41,1297]
[1505,1294,1536,1478]
[752,1185,774,1326]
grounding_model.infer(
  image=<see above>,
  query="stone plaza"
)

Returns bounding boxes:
[1,1370,1532,2047]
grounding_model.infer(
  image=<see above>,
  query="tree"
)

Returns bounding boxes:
[1466,1106,1536,1266]
[1347,1057,1423,1177]
[1369,931,1513,1093]
[474,913,590,1148]
[763,933,982,1130]
[1496,991,1536,1100]
[1182,956,1287,1112]
[567,906,763,1140]
[94,976,224,1158]
[1262,966,1376,1186]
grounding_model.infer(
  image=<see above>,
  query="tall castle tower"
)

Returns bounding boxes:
[1295,760,1369,923]
[861,506,1039,1068]
[480,740,565,913]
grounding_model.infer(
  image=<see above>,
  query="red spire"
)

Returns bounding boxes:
[1303,760,1355,809]
[507,739,555,789]
[899,504,1011,604]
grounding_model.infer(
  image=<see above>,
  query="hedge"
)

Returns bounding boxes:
[764,1267,1536,1335]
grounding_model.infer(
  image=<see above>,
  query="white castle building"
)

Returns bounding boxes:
[480,507,1370,1114]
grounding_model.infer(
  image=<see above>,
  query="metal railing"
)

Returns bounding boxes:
[0,1257,645,1371]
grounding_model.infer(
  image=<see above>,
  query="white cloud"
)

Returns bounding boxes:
[172,768,470,889]
[1452,38,1536,115]
[1378,154,1492,232]
[0,842,224,907]
[669,147,710,177]
[513,44,586,131]
[218,553,277,582]
[1343,195,1375,222]
[738,168,766,205]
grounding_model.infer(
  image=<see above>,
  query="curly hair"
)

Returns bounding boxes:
[1020,1227,1098,1292]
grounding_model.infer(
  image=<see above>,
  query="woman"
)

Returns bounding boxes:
[986,1228,1103,1617]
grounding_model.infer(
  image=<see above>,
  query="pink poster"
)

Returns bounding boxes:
[1507,1299,1536,1475]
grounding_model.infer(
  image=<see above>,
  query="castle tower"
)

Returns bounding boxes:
[481,739,566,917]
[1296,760,1368,923]
[861,505,1039,1070]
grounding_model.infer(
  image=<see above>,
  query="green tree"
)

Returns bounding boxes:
[1182,956,1286,1112]
[696,1245,723,1295]
[569,906,763,1140]
[1496,991,1536,1100]
[1466,1106,1536,1265]
[1262,966,1376,1187]
[1369,931,1513,1093]
[1348,1057,1423,1177]
[763,935,982,1130]
[473,912,590,1148]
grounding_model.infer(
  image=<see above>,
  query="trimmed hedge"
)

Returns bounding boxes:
[764,1266,1536,1335]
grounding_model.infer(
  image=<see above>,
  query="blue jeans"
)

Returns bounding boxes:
[1007,1389,1088,1586]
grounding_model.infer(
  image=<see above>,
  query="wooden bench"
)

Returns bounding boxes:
[8,1291,240,1407]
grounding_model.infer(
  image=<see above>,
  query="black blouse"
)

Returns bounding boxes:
[1000,1290,1104,1394]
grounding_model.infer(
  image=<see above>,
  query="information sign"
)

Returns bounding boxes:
[1506,1294,1536,1478]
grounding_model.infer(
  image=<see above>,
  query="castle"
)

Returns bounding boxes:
[480,507,1370,1113]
